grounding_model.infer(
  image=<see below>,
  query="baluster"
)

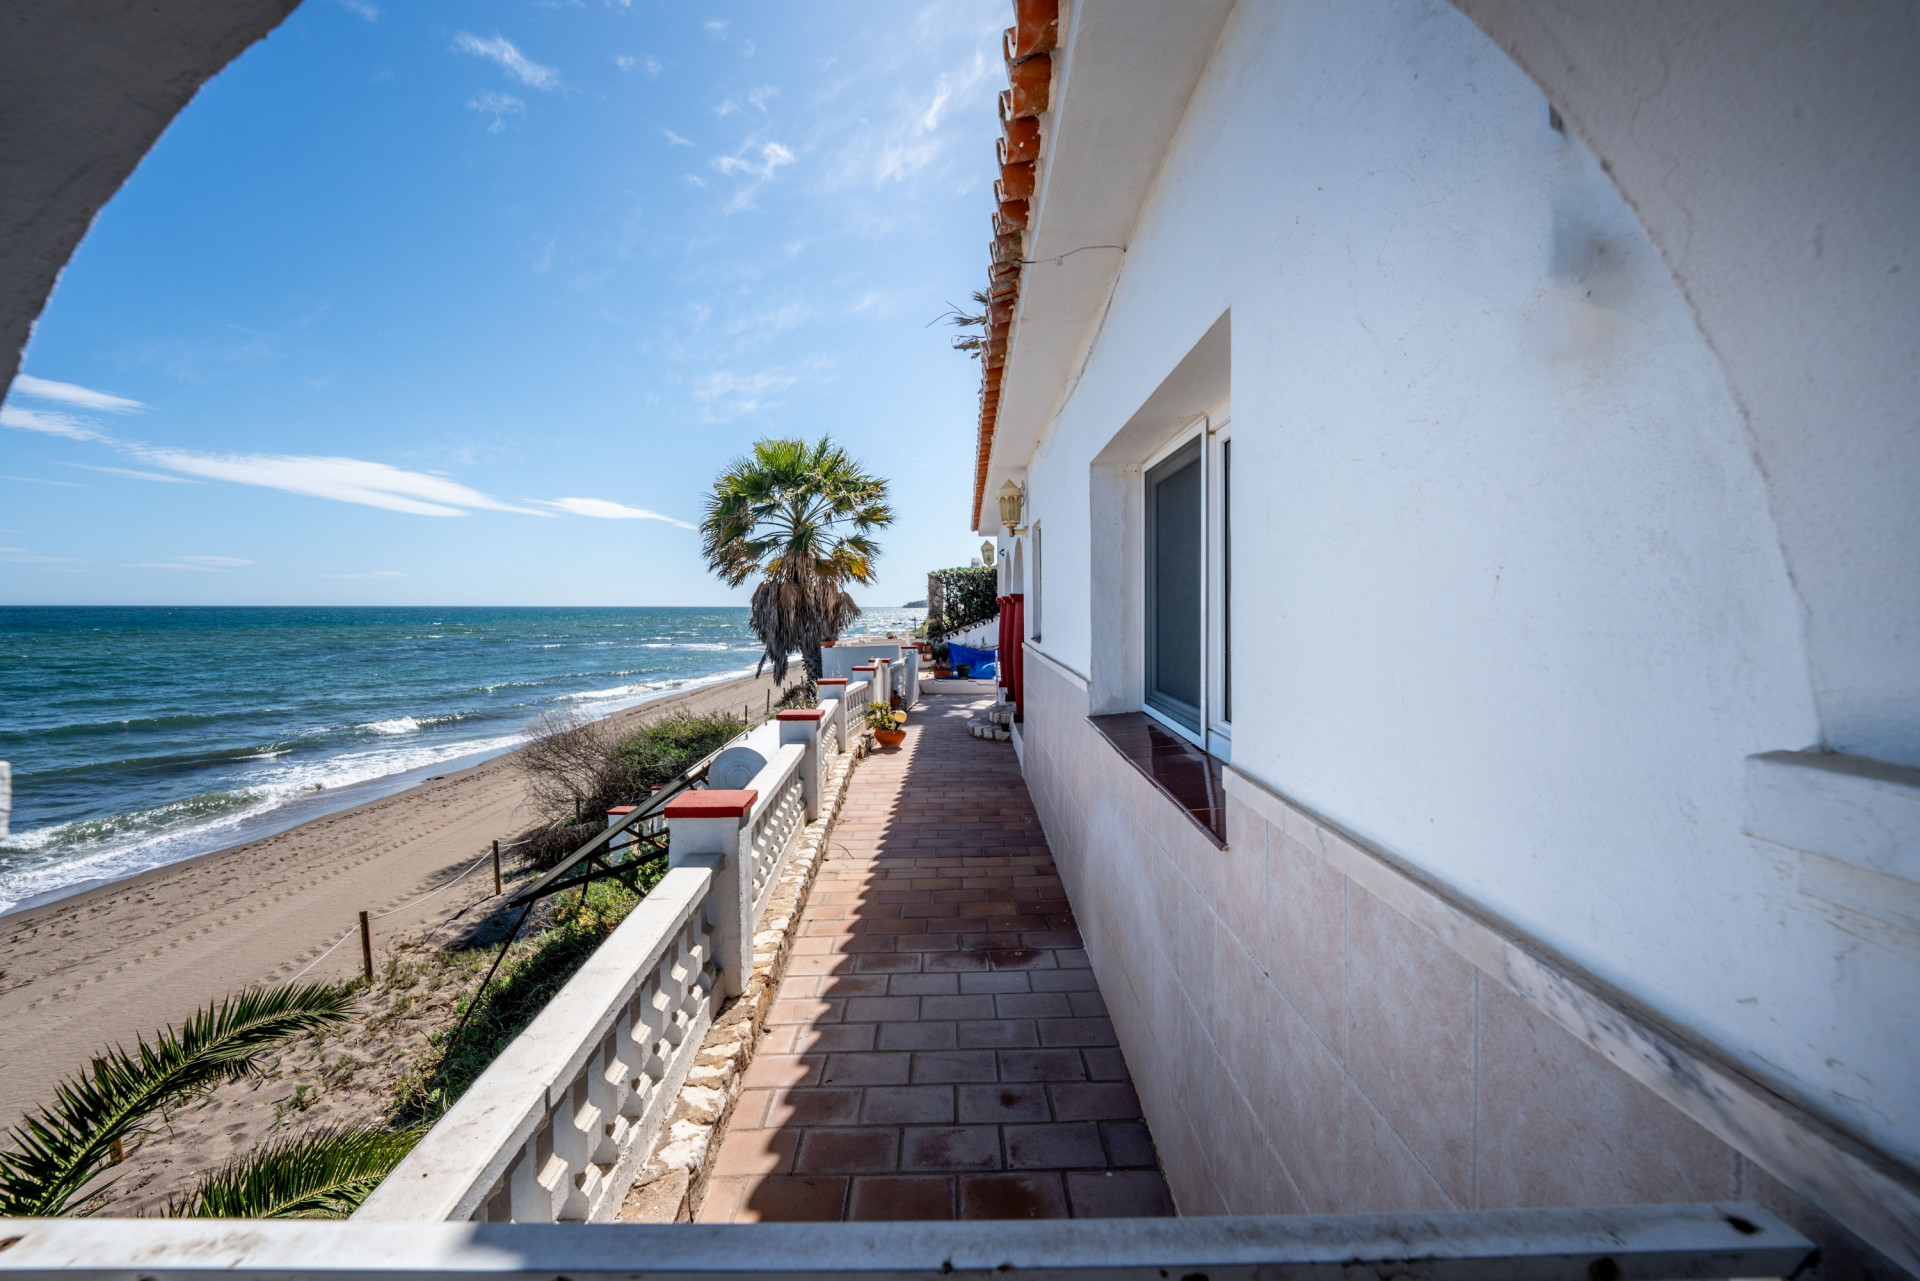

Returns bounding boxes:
[590,1029,621,1166]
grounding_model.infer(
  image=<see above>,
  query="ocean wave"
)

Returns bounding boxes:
[363,717,420,735]
[0,729,528,912]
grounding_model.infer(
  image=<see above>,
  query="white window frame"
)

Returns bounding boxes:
[1030,520,1042,643]
[1140,403,1231,760]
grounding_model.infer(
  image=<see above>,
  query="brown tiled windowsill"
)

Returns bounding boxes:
[1085,712,1227,848]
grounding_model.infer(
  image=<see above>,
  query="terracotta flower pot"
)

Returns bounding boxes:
[875,728,906,747]
[935,666,953,678]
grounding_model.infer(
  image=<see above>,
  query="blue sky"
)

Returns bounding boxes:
[1,0,1001,606]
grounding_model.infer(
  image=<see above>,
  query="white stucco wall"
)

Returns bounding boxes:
[1017,0,1916,1167]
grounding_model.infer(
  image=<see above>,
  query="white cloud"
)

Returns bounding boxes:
[338,0,379,20]
[688,358,832,420]
[541,497,694,527]
[704,19,731,39]
[662,128,695,147]
[724,300,813,338]
[127,448,544,518]
[614,55,635,70]
[713,141,795,211]
[468,91,525,133]
[123,562,226,572]
[0,473,84,487]
[61,463,202,483]
[747,85,778,113]
[645,57,663,74]
[11,374,146,413]
[0,405,109,442]
[179,555,253,567]
[452,33,559,90]
[316,570,407,579]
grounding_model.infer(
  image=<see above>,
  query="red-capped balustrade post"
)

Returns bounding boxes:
[665,788,758,997]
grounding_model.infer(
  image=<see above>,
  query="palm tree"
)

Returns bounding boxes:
[0,983,414,1219]
[702,436,893,682]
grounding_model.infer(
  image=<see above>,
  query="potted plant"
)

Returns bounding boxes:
[867,701,907,747]
[931,638,952,678]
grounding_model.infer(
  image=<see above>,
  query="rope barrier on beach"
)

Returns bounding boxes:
[282,836,535,984]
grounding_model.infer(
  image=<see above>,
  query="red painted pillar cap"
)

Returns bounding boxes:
[777,708,827,721]
[664,789,758,819]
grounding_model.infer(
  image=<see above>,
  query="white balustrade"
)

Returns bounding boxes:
[349,708,829,1226]
[355,867,718,1223]
[745,744,807,925]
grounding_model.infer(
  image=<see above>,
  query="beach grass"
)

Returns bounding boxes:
[388,863,667,1129]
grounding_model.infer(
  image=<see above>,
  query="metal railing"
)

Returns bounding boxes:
[0,1202,1814,1278]
[355,867,718,1223]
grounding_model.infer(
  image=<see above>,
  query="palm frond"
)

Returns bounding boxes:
[0,984,355,1216]
[172,1126,420,1219]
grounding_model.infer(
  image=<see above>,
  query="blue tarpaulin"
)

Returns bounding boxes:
[946,643,996,679]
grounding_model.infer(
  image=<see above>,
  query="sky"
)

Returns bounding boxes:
[0,0,1003,607]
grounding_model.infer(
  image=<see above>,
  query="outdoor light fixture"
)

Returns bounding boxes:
[997,479,1027,534]
[980,540,997,567]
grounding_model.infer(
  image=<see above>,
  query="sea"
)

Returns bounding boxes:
[0,605,923,915]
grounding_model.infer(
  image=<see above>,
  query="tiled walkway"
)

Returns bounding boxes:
[698,694,1174,1222]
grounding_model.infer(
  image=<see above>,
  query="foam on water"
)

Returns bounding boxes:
[0,606,923,913]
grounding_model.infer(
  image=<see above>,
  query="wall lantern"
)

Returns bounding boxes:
[980,540,997,567]
[996,480,1027,534]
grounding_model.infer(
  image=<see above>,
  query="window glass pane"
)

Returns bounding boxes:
[1146,443,1202,730]
[1222,438,1231,725]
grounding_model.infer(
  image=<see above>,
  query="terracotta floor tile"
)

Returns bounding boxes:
[861,1085,956,1125]
[900,1125,1002,1172]
[956,1083,1050,1124]
[733,1175,849,1222]
[848,1175,956,1221]
[795,1127,899,1174]
[1065,1170,1176,1218]
[691,694,1168,1222]
[959,1172,1069,1219]
[1004,1122,1106,1170]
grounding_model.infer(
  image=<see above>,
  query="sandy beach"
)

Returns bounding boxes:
[0,669,796,1155]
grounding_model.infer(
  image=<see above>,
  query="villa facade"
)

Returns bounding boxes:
[973,1,1919,1276]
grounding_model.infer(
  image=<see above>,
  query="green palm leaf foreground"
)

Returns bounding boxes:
[172,1125,420,1219]
[0,983,355,1216]
[701,436,894,682]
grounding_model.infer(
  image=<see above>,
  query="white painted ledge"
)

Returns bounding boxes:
[0,1202,1810,1280]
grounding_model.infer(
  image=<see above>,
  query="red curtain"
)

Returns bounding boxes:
[997,593,1025,714]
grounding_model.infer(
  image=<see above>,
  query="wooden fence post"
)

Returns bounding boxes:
[359,911,374,982]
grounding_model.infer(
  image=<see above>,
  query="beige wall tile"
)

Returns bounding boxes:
[1340,1078,1458,1211]
[1475,979,1736,1208]
[1260,814,1349,1055]
[1215,793,1270,953]
[1345,886,1477,1206]
[1249,993,1347,1212]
